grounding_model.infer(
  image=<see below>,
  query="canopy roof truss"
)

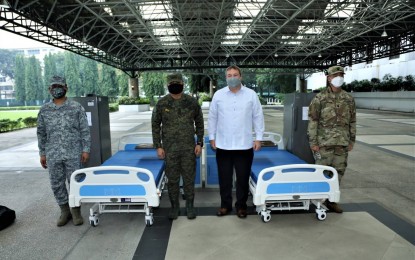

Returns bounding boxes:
[1,0,414,76]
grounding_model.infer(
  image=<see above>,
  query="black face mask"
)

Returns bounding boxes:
[51,87,67,99]
[168,84,183,94]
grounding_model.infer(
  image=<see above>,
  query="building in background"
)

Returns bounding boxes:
[0,75,14,100]
[306,51,415,91]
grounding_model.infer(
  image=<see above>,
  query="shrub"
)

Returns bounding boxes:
[118,96,150,105]
[109,103,119,112]
[258,96,267,105]
[0,118,22,132]
[275,93,285,104]
[23,117,37,127]
[198,93,212,105]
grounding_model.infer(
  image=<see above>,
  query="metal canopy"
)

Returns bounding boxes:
[1,0,415,76]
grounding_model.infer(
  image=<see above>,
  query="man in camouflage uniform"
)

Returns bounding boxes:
[307,65,356,213]
[151,73,204,220]
[37,76,91,226]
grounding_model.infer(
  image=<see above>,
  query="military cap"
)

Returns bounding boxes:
[167,73,183,85]
[327,66,345,76]
[49,75,66,86]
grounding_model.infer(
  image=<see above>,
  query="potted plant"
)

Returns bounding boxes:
[199,93,212,108]
[118,96,151,112]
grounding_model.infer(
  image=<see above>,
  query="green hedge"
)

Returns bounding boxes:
[0,116,40,132]
[109,103,119,112]
[198,93,212,105]
[118,96,150,105]
[0,106,41,111]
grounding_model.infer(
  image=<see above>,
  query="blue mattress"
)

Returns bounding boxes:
[251,147,306,184]
[102,149,165,185]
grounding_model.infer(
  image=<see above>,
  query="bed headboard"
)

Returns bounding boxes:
[255,132,285,150]
[117,132,154,151]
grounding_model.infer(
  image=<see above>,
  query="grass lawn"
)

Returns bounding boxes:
[0,110,39,121]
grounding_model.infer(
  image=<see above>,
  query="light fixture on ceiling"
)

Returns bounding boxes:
[318,53,322,58]
[177,54,181,59]
[274,53,278,57]
[381,28,387,37]
[137,37,143,43]
[0,0,10,8]
[226,53,230,58]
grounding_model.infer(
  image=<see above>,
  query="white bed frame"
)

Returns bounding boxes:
[68,133,165,227]
[249,132,340,222]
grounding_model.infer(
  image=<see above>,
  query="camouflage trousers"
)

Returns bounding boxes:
[47,158,81,205]
[315,146,348,184]
[165,150,196,200]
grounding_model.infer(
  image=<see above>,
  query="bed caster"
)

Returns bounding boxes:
[315,210,327,221]
[89,216,99,227]
[260,211,271,223]
[89,215,99,227]
[145,215,154,227]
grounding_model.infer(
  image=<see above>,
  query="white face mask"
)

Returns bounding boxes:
[331,76,344,88]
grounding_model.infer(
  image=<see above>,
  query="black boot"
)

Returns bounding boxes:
[168,195,180,220]
[186,196,196,219]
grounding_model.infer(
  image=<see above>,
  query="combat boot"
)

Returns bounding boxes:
[186,196,196,219]
[57,203,72,227]
[70,207,84,225]
[168,195,180,220]
[325,201,343,213]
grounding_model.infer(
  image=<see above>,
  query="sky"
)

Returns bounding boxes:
[0,29,52,49]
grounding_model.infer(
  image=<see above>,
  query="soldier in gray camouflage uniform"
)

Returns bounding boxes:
[151,73,204,220]
[37,76,91,226]
[308,65,356,213]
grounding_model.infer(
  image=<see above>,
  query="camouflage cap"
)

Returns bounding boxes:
[327,66,345,76]
[167,73,183,85]
[49,75,66,86]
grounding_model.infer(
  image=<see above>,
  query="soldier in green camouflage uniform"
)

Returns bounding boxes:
[307,65,356,213]
[37,76,91,226]
[151,73,204,220]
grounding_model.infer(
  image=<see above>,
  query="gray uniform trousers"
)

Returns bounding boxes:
[47,158,81,205]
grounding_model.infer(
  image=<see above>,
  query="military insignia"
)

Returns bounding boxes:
[165,108,170,112]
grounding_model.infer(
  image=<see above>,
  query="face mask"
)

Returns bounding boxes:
[331,76,344,88]
[168,84,183,94]
[226,77,241,88]
[51,87,66,99]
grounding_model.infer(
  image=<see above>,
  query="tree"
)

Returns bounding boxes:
[14,55,26,102]
[43,53,58,99]
[24,56,43,104]
[117,71,129,96]
[81,57,99,95]
[142,72,166,99]
[64,52,81,97]
[100,64,118,97]
[0,49,19,78]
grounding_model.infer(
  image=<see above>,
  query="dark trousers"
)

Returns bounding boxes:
[216,148,254,210]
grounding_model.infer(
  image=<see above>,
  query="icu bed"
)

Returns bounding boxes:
[69,133,166,227]
[249,132,340,223]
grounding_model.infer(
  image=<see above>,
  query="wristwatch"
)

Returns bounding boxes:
[196,141,204,147]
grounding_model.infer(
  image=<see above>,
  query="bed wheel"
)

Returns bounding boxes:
[89,214,99,227]
[261,212,271,223]
[90,218,99,227]
[316,212,327,221]
[145,215,154,227]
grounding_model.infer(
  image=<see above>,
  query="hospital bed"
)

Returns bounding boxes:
[249,132,340,223]
[69,133,166,227]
